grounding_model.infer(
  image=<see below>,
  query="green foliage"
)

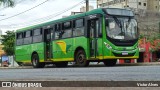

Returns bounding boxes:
[1,31,15,55]
[157,34,160,39]
[139,34,145,39]
[155,43,160,50]
[140,33,160,52]
[148,33,160,52]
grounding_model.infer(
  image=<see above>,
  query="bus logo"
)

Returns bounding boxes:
[56,41,72,54]
[2,82,12,87]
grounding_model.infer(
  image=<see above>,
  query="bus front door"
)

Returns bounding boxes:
[44,28,53,61]
[88,19,100,59]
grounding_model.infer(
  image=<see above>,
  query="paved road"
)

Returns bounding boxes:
[0,66,160,81]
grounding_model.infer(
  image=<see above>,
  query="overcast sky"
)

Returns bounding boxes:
[0,0,96,34]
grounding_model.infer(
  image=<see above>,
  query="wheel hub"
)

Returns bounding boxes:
[78,54,84,63]
[33,58,37,66]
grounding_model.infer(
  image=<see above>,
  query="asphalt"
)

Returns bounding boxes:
[0,62,160,69]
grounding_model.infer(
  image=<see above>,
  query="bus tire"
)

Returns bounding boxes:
[55,62,68,68]
[75,50,89,67]
[31,54,45,68]
[103,59,117,66]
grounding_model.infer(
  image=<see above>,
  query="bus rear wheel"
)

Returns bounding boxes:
[55,62,68,68]
[31,54,45,68]
[103,59,117,66]
[75,50,89,67]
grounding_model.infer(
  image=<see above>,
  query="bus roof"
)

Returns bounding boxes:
[16,8,104,32]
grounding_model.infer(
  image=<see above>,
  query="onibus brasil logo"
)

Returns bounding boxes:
[1,82,42,87]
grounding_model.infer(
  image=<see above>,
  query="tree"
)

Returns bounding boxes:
[1,31,15,55]
[0,0,15,56]
[0,0,15,7]
[148,33,160,52]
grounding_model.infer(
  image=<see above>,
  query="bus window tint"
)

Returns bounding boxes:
[54,24,61,39]
[55,32,59,39]
[61,30,72,38]
[62,21,71,30]
[73,19,84,36]
[34,28,42,36]
[17,33,23,39]
[33,29,43,43]
[25,30,32,37]
[16,32,23,45]
[23,31,32,44]
[60,21,72,38]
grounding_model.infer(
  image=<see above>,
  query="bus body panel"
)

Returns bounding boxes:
[52,38,73,61]
[15,44,31,62]
[73,37,88,59]
[31,43,45,62]
[15,43,45,63]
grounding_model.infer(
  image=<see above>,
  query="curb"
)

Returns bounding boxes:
[0,66,33,69]
[0,62,160,69]
[117,62,160,66]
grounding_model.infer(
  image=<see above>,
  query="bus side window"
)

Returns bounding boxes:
[61,21,72,38]
[23,30,32,44]
[17,32,23,39]
[73,18,84,37]
[33,28,43,43]
[54,24,61,39]
[16,32,23,45]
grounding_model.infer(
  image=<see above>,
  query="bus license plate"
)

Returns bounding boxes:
[122,52,128,55]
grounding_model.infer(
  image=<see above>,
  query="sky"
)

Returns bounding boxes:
[0,0,96,34]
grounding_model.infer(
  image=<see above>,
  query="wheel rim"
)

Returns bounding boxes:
[77,53,85,63]
[32,56,37,66]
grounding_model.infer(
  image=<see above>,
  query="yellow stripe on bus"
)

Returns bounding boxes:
[51,58,74,61]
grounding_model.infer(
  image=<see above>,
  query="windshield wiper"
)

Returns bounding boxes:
[126,17,131,29]
[113,16,124,36]
[113,16,122,28]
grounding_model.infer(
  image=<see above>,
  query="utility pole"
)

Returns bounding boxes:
[86,0,89,12]
[125,0,128,7]
[96,0,98,8]
[137,0,138,9]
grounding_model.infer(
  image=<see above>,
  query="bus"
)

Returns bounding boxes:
[15,8,139,68]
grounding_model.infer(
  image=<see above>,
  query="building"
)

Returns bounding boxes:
[97,0,160,12]
[147,0,159,12]
[62,6,94,17]
[71,12,83,15]
[80,6,94,12]
[98,0,127,8]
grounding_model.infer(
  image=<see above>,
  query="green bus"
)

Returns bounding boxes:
[15,8,139,68]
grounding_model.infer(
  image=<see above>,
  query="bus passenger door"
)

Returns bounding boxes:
[44,28,53,61]
[87,18,100,58]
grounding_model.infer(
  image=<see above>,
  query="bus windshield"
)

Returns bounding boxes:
[106,16,138,40]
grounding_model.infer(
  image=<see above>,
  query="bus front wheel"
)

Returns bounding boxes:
[75,50,89,67]
[103,59,117,66]
[31,54,45,68]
